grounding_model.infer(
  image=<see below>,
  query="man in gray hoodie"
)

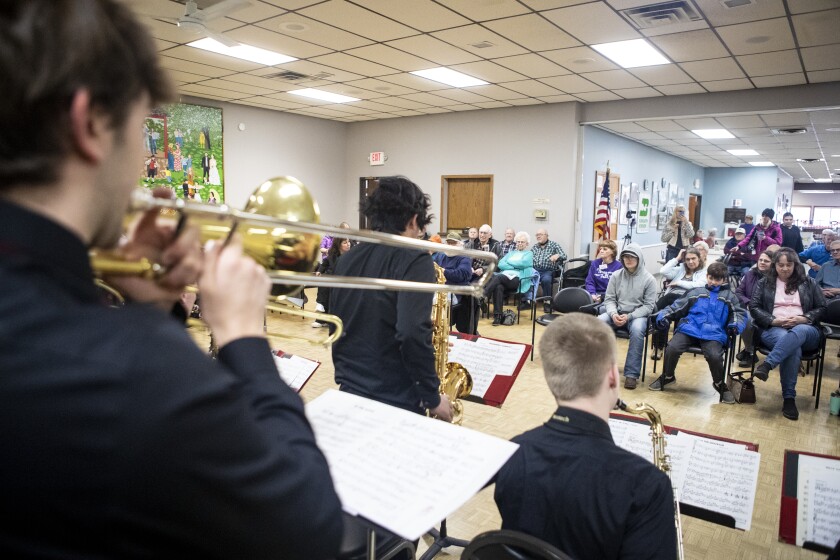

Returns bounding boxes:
[598,243,658,389]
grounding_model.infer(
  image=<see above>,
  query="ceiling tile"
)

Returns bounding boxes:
[491,54,571,78]
[655,83,706,95]
[377,73,453,92]
[717,115,766,128]
[257,15,373,51]
[450,60,528,82]
[473,101,513,108]
[345,44,435,72]
[374,97,431,110]
[629,65,693,86]
[505,98,546,106]
[392,110,425,117]
[225,1,286,23]
[434,0,531,21]
[650,29,729,62]
[540,74,602,93]
[341,78,418,96]
[153,37,178,51]
[164,45,263,72]
[736,50,803,77]
[760,112,813,126]
[681,58,745,81]
[810,109,840,124]
[521,0,594,8]
[400,92,463,106]
[178,84,242,99]
[801,44,840,71]
[195,78,276,96]
[307,53,397,76]
[639,120,685,132]
[159,54,236,78]
[234,72,298,90]
[483,14,581,52]
[661,130,706,139]
[265,59,364,82]
[299,0,416,41]
[537,94,578,103]
[542,3,640,44]
[793,9,840,47]
[464,84,529,100]
[415,107,453,114]
[624,132,665,140]
[809,68,840,82]
[443,103,481,111]
[788,0,840,14]
[576,91,622,102]
[602,122,650,133]
[351,0,471,32]
[716,18,796,56]
[540,46,619,72]
[313,83,384,100]
[581,69,647,89]
[753,73,808,88]
[223,25,332,58]
[701,78,755,92]
[385,35,480,66]
[499,80,563,97]
[431,88,496,103]
[241,95,305,109]
[697,0,786,26]
[675,117,724,129]
[432,25,530,59]
[615,87,663,99]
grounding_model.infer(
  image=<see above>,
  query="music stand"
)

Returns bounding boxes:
[420,519,469,560]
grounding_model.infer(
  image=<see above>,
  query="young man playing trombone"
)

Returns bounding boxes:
[0,2,342,557]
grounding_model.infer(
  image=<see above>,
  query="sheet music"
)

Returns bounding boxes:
[447,335,527,398]
[306,390,519,540]
[795,454,840,548]
[272,353,319,392]
[679,438,760,530]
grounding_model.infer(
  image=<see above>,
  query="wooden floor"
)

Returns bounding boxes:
[190,289,839,560]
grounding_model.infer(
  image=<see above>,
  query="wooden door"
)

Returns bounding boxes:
[358,177,379,229]
[442,175,493,234]
[689,194,701,232]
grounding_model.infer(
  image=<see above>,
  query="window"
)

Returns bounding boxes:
[812,207,840,227]
[791,206,811,225]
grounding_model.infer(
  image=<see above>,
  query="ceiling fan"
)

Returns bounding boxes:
[164,0,251,47]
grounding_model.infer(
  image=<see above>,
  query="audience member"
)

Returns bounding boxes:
[692,240,710,263]
[780,212,804,252]
[498,228,517,256]
[657,248,707,310]
[483,232,535,326]
[735,250,774,367]
[494,314,676,560]
[750,248,826,421]
[735,208,782,262]
[815,239,840,299]
[599,243,657,390]
[531,229,567,310]
[313,238,351,328]
[661,204,694,262]
[705,227,718,247]
[740,214,755,236]
[585,239,621,303]
[0,1,343,557]
[799,229,836,278]
[465,227,480,250]
[724,228,753,277]
[649,262,746,404]
[471,224,500,282]
[433,232,479,334]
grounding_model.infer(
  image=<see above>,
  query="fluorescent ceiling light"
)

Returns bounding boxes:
[288,88,360,103]
[188,38,296,66]
[410,67,488,87]
[799,190,835,194]
[591,39,669,69]
[814,178,833,183]
[727,149,759,156]
[748,161,775,167]
[692,129,735,139]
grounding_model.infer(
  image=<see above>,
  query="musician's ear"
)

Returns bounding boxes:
[607,363,619,389]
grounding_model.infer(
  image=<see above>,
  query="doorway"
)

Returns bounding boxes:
[358,177,380,229]
[441,175,493,235]
[688,194,702,233]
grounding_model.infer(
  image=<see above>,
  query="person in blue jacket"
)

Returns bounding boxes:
[648,262,746,404]
[482,231,535,326]
[433,232,479,334]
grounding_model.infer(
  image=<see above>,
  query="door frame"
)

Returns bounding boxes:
[440,174,494,234]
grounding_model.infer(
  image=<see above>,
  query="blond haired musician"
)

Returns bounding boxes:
[0,1,342,557]
[494,314,676,560]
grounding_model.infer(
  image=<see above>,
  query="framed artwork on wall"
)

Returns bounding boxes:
[619,183,630,225]
[637,189,650,234]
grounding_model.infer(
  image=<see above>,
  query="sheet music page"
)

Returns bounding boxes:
[664,434,695,495]
[795,455,840,548]
[447,335,527,399]
[272,353,319,392]
[679,438,760,530]
[608,419,694,493]
[305,390,519,540]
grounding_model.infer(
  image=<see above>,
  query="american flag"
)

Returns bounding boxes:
[594,168,611,240]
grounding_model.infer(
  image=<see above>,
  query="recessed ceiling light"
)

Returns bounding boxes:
[591,39,669,69]
[826,128,840,132]
[410,67,488,88]
[288,88,360,103]
[278,22,309,32]
[814,178,833,183]
[727,149,759,156]
[187,38,296,66]
[799,190,835,194]
[692,129,735,139]
[749,161,775,167]
[745,35,770,44]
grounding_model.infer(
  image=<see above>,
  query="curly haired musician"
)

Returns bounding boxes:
[331,176,453,421]
[0,2,342,557]
[494,314,676,560]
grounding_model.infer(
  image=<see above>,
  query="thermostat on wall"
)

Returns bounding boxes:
[534,209,547,220]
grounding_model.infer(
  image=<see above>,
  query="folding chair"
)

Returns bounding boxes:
[461,530,573,560]
[513,270,541,325]
[530,287,593,360]
[650,329,737,386]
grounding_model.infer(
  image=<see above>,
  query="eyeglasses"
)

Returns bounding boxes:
[830,248,840,253]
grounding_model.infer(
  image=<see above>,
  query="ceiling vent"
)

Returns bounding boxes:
[470,41,495,49]
[772,127,808,135]
[721,0,753,7]
[265,70,334,82]
[619,1,702,29]
[796,158,824,163]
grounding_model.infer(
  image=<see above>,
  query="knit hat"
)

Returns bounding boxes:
[445,232,462,244]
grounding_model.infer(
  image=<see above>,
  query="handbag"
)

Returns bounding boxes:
[727,372,756,404]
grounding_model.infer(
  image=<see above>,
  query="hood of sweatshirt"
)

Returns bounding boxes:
[619,243,646,276]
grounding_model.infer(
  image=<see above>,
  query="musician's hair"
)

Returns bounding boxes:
[361,176,433,234]
[540,313,616,401]
[0,0,172,187]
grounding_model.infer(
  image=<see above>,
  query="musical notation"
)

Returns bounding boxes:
[273,352,319,392]
[796,454,840,548]
[448,336,526,399]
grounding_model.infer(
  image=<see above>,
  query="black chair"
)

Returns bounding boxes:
[337,514,416,560]
[461,530,574,560]
[530,287,593,360]
[553,257,591,294]
[749,326,827,409]
[650,329,737,386]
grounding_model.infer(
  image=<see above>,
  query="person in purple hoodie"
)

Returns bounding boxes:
[733,208,782,262]
[585,239,622,303]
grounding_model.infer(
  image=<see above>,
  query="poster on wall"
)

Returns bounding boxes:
[657,214,667,230]
[668,182,680,206]
[141,103,224,203]
[619,183,630,225]
[594,171,620,241]
[650,188,658,222]
[637,191,651,234]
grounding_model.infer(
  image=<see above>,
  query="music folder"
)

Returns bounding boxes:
[448,332,530,408]
[272,350,320,393]
[779,449,840,554]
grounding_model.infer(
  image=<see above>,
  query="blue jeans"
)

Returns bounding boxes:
[760,324,821,399]
[537,269,555,299]
[598,313,648,378]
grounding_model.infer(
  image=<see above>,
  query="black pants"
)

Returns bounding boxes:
[451,295,479,335]
[483,274,519,315]
[652,291,685,348]
[663,332,725,384]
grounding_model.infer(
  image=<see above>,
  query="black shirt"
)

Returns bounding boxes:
[494,406,677,560]
[330,242,440,412]
[0,201,342,559]
[781,224,804,253]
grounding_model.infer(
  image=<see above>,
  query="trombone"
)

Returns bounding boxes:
[91,177,498,344]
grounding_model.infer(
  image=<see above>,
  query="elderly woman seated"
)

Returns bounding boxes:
[749,248,826,421]
[482,231,535,326]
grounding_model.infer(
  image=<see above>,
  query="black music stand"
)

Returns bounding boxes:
[420,519,469,560]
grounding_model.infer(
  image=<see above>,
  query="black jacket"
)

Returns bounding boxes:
[749,276,826,329]
[781,225,804,253]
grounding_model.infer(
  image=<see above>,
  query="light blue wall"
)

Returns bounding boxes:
[703,167,778,236]
[580,126,705,254]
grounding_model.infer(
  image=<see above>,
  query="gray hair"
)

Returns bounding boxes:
[823,229,835,236]
[514,231,530,244]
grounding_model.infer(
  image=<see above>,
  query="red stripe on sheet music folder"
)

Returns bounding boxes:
[450,332,531,408]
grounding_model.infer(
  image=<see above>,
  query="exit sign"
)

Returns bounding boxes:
[370,151,385,166]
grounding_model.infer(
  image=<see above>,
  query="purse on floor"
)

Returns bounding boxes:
[728,372,756,404]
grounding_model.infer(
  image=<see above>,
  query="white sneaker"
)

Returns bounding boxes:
[315,303,325,313]
[311,321,325,328]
